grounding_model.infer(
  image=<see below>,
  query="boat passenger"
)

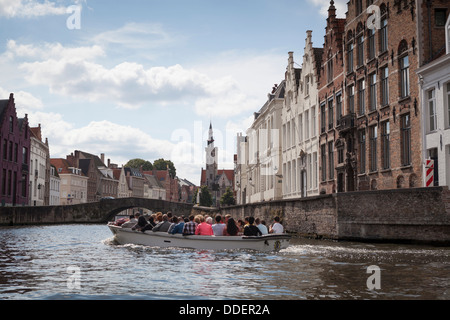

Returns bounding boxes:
[152,214,171,232]
[237,220,245,235]
[182,215,197,235]
[169,216,185,235]
[223,218,239,236]
[195,216,214,236]
[255,218,268,235]
[140,216,156,232]
[212,215,226,236]
[269,216,284,234]
[132,213,149,231]
[244,217,262,237]
[119,215,137,228]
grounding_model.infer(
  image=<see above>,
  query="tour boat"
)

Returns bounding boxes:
[108,225,291,252]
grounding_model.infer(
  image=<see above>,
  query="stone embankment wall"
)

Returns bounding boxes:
[192,187,450,245]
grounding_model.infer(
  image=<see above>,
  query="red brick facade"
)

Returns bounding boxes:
[317,0,450,193]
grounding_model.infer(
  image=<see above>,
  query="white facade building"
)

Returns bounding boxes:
[282,31,321,199]
[29,125,49,206]
[417,15,450,187]
[49,165,60,206]
[244,82,284,204]
[235,133,248,205]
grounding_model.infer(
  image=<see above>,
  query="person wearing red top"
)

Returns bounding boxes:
[195,216,214,236]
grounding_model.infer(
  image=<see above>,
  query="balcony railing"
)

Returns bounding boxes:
[336,113,356,133]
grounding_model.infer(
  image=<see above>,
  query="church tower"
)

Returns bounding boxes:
[205,122,218,189]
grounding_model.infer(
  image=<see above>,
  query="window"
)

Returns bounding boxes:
[14,143,18,163]
[328,141,334,180]
[435,9,447,27]
[348,85,355,113]
[311,106,316,136]
[305,75,310,96]
[428,88,437,132]
[356,0,363,15]
[22,147,28,165]
[328,98,334,130]
[336,93,342,123]
[2,139,6,160]
[401,114,411,166]
[380,17,388,52]
[338,146,344,164]
[369,126,378,172]
[368,27,376,60]
[381,121,390,169]
[7,170,12,196]
[313,152,318,189]
[298,114,303,142]
[327,59,334,83]
[8,142,13,161]
[357,34,364,67]
[9,116,13,133]
[321,144,327,182]
[381,67,389,106]
[321,103,326,133]
[358,79,366,115]
[359,129,366,174]
[369,73,377,111]
[347,42,354,73]
[1,169,5,195]
[400,55,410,98]
[305,110,310,139]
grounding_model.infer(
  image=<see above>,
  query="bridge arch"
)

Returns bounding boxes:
[100,198,194,222]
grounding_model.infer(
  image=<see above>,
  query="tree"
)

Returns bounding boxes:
[153,158,176,178]
[195,186,213,207]
[220,187,236,206]
[125,158,153,171]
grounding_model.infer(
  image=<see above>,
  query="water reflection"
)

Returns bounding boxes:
[0,225,448,300]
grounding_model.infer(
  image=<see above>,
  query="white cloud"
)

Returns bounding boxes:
[7,40,262,117]
[91,22,178,50]
[0,0,67,18]
[0,86,44,110]
[307,0,347,18]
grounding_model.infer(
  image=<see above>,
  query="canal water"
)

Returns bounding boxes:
[0,224,448,300]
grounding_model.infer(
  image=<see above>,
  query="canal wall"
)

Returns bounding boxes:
[0,198,194,226]
[192,187,450,245]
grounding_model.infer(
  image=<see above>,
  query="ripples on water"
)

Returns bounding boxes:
[0,224,448,300]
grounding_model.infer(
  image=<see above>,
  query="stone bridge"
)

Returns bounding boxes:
[0,198,194,226]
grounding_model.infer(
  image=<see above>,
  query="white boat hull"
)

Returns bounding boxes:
[108,225,291,252]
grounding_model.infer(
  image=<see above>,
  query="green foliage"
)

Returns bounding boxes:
[198,186,213,207]
[125,158,153,171]
[153,158,176,178]
[220,187,235,206]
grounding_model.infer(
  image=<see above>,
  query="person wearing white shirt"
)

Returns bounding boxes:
[212,215,226,236]
[269,216,284,234]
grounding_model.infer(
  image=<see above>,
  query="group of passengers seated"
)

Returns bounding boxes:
[115,212,284,236]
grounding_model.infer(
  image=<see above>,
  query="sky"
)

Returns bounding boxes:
[0,0,347,185]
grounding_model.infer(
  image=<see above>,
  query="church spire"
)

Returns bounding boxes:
[208,122,214,146]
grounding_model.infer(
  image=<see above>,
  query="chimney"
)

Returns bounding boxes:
[101,153,105,164]
[107,159,111,168]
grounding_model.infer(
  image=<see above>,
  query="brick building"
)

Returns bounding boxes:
[416,1,450,187]
[316,0,446,193]
[342,0,425,191]
[0,93,30,206]
[318,1,346,194]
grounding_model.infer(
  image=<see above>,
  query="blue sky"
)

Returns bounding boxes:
[0,0,347,184]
